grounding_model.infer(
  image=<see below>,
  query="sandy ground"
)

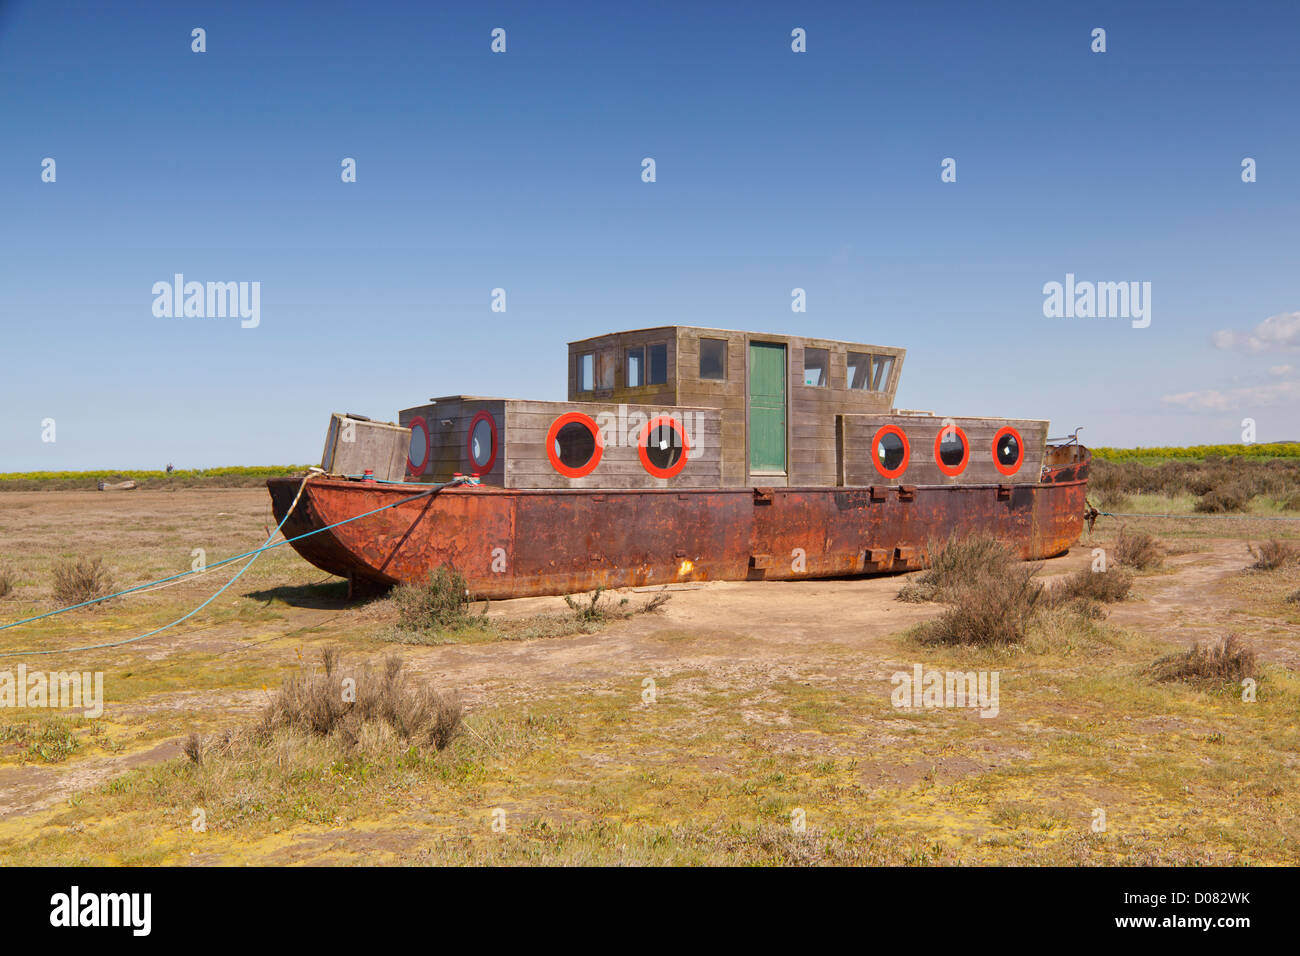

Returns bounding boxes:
[0,487,1295,836]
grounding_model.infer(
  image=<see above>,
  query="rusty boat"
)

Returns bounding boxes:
[269,326,1091,598]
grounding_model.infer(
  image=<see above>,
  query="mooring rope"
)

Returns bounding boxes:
[0,474,464,656]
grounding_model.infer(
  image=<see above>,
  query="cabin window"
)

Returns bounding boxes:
[626,346,644,387]
[578,352,595,392]
[935,425,969,477]
[871,355,894,391]
[638,416,690,479]
[847,352,872,390]
[467,411,498,473]
[547,412,604,478]
[407,416,430,474]
[872,425,909,479]
[699,338,727,381]
[648,343,668,385]
[803,348,829,387]
[993,426,1024,476]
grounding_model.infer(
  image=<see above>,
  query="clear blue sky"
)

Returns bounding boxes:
[3,0,1297,470]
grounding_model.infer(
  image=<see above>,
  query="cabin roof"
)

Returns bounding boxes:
[567,325,903,354]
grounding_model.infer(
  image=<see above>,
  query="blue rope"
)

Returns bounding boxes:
[0,477,460,655]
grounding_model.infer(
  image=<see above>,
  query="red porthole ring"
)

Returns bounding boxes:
[871,425,910,479]
[637,415,691,479]
[933,424,970,477]
[546,412,604,479]
[466,410,499,474]
[992,426,1025,476]
[406,415,430,475]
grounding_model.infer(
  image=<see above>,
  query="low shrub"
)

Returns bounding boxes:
[915,563,1043,646]
[392,565,473,632]
[1247,540,1299,571]
[1194,486,1249,513]
[1113,529,1164,570]
[1051,567,1133,604]
[896,534,1017,604]
[1150,634,1257,685]
[50,557,115,607]
[564,587,671,624]
[259,648,461,752]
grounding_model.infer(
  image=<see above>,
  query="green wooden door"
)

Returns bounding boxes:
[748,342,787,473]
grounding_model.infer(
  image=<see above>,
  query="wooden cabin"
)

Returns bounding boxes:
[567,326,910,486]
[382,325,1048,490]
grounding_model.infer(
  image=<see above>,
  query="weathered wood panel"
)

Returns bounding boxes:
[840,414,1049,486]
[504,399,722,489]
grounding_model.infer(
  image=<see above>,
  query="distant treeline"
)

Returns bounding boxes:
[1093,444,1299,462]
[0,465,312,491]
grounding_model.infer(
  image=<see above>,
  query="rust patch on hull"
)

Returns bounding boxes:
[268,451,1090,599]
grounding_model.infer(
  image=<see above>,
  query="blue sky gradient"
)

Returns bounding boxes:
[2,0,1297,470]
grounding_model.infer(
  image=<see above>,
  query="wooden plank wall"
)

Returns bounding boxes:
[839,414,1049,486]
[399,398,508,485]
[675,329,749,486]
[785,337,902,486]
[504,399,722,489]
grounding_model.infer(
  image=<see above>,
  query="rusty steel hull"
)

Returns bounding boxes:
[267,449,1090,599]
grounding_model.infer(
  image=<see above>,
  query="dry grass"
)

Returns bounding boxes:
[1114,528,1164,570]
[1247,540,1299,571]
[0,567,13,599]
[1050,567,1133,604]
[1150,634,1258,685]
[50,557,115,607]
[256,647,461,753]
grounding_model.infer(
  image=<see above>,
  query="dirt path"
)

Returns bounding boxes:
[1105,541,1300,667]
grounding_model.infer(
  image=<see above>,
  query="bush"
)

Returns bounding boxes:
[0,568,13,598]
[392,565,471,632]
[259,648,461,752]
[1194,486,1249,513]
[896,534,1017,604]
[1247,540,1299,571]
[915,563,1043,646]
[1051,567,1133,604]
[1150,635,1257,685]
[1114,529,1164,570]
[1096,488,1131,513]
[50,557,115,607]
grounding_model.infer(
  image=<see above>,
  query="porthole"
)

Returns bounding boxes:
[466,410,498,473]
[934,425,969,477]
[872,425,910,479]
[993,426,1024,476]
[638,416,691,479]
[546,412,603,478]
[407,416,430,474]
